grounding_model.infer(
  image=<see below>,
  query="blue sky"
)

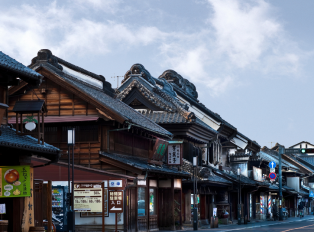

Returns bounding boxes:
[1,0,314,148]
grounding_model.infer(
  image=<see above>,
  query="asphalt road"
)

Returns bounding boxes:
[209,218,314,232]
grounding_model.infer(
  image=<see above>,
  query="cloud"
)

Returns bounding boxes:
[0,0,310,98]
[0,1,167,65]
[74,0,122,13]
[208,0,281,68]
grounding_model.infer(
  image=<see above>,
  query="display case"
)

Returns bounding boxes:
[52,186,68,231]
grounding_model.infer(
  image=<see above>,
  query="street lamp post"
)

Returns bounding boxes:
[67,128,75,232]
[278,146,284,221]
[193,156,198,230]
[237,168,242,225]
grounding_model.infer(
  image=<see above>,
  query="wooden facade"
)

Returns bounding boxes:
[7,49,189,231]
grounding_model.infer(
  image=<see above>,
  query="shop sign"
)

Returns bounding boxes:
[167,144,182,165]
[0,165,31,198]
[109,190,123,213]
[253,166,263,182]
[150,138,168,161]
[74,183,103,212]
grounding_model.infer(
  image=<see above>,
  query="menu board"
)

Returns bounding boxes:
[74,183,103,212]
[0,165,31,198]
[167,144,182,165]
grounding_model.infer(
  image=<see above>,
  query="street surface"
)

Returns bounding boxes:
[178,216,314,232]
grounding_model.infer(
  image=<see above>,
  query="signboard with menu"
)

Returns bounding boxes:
[74,183,104,212]
[0,165,31,198]
[167,143,182,165]
[253,166,263,182]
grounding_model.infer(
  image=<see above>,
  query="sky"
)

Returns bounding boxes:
[1,0,314,148]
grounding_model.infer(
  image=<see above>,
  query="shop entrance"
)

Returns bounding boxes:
[158,188,172,229]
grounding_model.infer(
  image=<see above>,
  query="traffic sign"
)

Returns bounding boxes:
[109,190,123,213]
[269,172,276,180]
[270,168,275,173]
[269,161,276,169]
[310,191,314,198]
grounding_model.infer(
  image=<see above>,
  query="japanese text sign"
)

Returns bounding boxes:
[109,190,123,213]
[0,165,31,198]
[74,183,103,212]
[167,144,182,165]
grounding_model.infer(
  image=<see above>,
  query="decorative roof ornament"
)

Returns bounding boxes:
[159,70,198,100]
[31,49,63,70]
[122,63,156,86]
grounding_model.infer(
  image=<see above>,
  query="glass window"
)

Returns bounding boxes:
[138,187,146,216]
[149,188,157,215]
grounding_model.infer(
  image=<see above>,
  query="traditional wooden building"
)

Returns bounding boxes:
[0,51,61,232]
[116,64,264,225]
[8,49,190,231]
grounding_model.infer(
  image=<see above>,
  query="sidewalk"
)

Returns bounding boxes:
[176,215,314,232]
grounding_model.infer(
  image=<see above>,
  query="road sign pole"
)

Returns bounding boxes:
[278,146,284,221]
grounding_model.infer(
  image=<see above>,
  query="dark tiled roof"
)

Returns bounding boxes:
[100,152,190,178]
[284,154,314,173]
[0,126,60,154]
[212,168,266,186]
[257,151,299,170]
[0,51,42,83]
[13,100,45,113]
[296,156,314,170]
[35,64,172,138]
[299,155,314,166]
[139,111,218,134]
[207,175,232,184]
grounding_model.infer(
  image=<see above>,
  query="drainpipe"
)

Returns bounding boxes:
[107,123,132,153]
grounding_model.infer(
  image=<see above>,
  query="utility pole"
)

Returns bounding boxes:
[278,145,284,221]
[193,156,198,230]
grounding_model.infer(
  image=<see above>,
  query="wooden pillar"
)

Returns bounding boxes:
[135,186,138,232]
[37,112,40,144]
[200,194,206,220]
[47,180,52,232]
[171,178,175,230]
[179,186,182,229]
[147,178,150,231]
[184,189,191,223]
[15,113,18,133]
[20,113,23,133]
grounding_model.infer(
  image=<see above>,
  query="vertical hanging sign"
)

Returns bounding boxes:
[167,143,182,165]
[150,138,168,161]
